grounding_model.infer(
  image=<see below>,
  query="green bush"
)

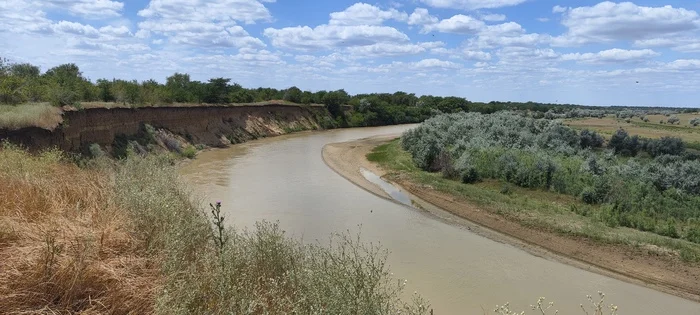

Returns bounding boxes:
[181,145,197,159]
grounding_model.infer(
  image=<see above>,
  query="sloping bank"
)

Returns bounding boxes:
[322,136,700,303]
[0,103,333,154]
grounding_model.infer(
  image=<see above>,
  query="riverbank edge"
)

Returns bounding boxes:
[321,136,700,303]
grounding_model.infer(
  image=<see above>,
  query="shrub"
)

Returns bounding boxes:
[645,137,685,157]
[88,143,105,158]
[667,116,680,125]
[579,129,604,149]
[181,145,197,159]
[690,117,700,127]
[608,129,640,156]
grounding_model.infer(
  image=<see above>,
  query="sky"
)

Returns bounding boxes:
[1,1,700,107]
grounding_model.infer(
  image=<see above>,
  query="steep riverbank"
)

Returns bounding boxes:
[0,103,332,155]
[322,136,700,303]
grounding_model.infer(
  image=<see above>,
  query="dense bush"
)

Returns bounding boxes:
[402,112,700,243]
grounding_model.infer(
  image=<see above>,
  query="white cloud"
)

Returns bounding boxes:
[264,24,409,50]
[411,58,461,69]
[329,3,408,26]
[408,8,438,25]
[137,0,271,48]
[58,0,124,18]
[420,0,527,10]
[558,2,700,44]
[665,59,700,70]
[635,37,700,53]
[463,50,492,61]
[346,41,444,57]
[537,17,549,22]
[138,0,272,24]
[552,5,567,14]
[496,47,560,67]
[423,15,485,34]
[99,25,132,37]
[481,13,506,22]
[561,48,660,63]
[468,22,549,49]
[52,20,100,38]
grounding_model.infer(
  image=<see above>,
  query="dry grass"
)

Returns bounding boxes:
[0,104,63,130]
[0,144,158,314]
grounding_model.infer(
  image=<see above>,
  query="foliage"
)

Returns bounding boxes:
[402,112,700,242]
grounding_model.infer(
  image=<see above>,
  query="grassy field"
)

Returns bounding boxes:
[566,114,700,149]
[368,140,700,263]
[0,103,63,130]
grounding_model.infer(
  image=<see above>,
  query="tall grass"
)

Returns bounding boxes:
[0,103,63,130]
[0,143,429,314]
[0,143,157,313]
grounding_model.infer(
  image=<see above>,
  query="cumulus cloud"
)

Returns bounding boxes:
[422,14,485,34]
[557,2,700,44]
[665,59,700,70]
[329,3,407,26]
[561,48,660,63]
[552,5,567,13]
[137,0,270,48]
[411,58,461,69]
[346,41,444,57]
[420,0,527,10]
[264,24,409,50]
[635,37,700,53]
[408,8,439,25]
[58,0,124,18]
[480,13,506,22]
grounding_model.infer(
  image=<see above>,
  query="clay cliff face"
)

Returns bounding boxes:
[0,105,332,153]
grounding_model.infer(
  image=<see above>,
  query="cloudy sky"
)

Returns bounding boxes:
[1,1,700,107]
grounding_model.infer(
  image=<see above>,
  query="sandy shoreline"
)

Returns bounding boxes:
[322,136,700,303]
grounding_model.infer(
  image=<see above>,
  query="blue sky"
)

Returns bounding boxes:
[1,1,700,107]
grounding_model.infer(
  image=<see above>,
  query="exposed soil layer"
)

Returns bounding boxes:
[0,104,331,153]
[322,136,700,303]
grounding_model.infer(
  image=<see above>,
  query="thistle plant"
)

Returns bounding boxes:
[210,201,227,253]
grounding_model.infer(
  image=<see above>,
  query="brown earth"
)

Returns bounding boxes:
[0,103,331,154]
[322,136,700,303]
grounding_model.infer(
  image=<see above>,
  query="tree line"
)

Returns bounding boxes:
[1,58,696,128]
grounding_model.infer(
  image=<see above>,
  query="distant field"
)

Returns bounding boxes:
[566,114,700,148]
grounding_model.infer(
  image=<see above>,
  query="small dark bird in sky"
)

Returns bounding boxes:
[636,81,639,84]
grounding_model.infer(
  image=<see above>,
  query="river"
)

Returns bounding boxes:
[180,125,700,314]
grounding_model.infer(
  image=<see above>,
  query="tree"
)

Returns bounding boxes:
[96,79,114,102]
[283,86,302,103]
[166,73,192,103]
[204,77,231,104]
[43,63,89,106]
[323,89,350,117]
[10,63,40,78]
[667,116,680,125]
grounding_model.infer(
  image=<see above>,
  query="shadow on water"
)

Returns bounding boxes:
[359,167,413,207]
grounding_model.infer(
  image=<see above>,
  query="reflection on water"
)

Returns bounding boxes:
[360,167,413,207]
[180,126,700,315]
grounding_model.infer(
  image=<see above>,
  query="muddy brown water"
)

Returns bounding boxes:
[180,125,700,314]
